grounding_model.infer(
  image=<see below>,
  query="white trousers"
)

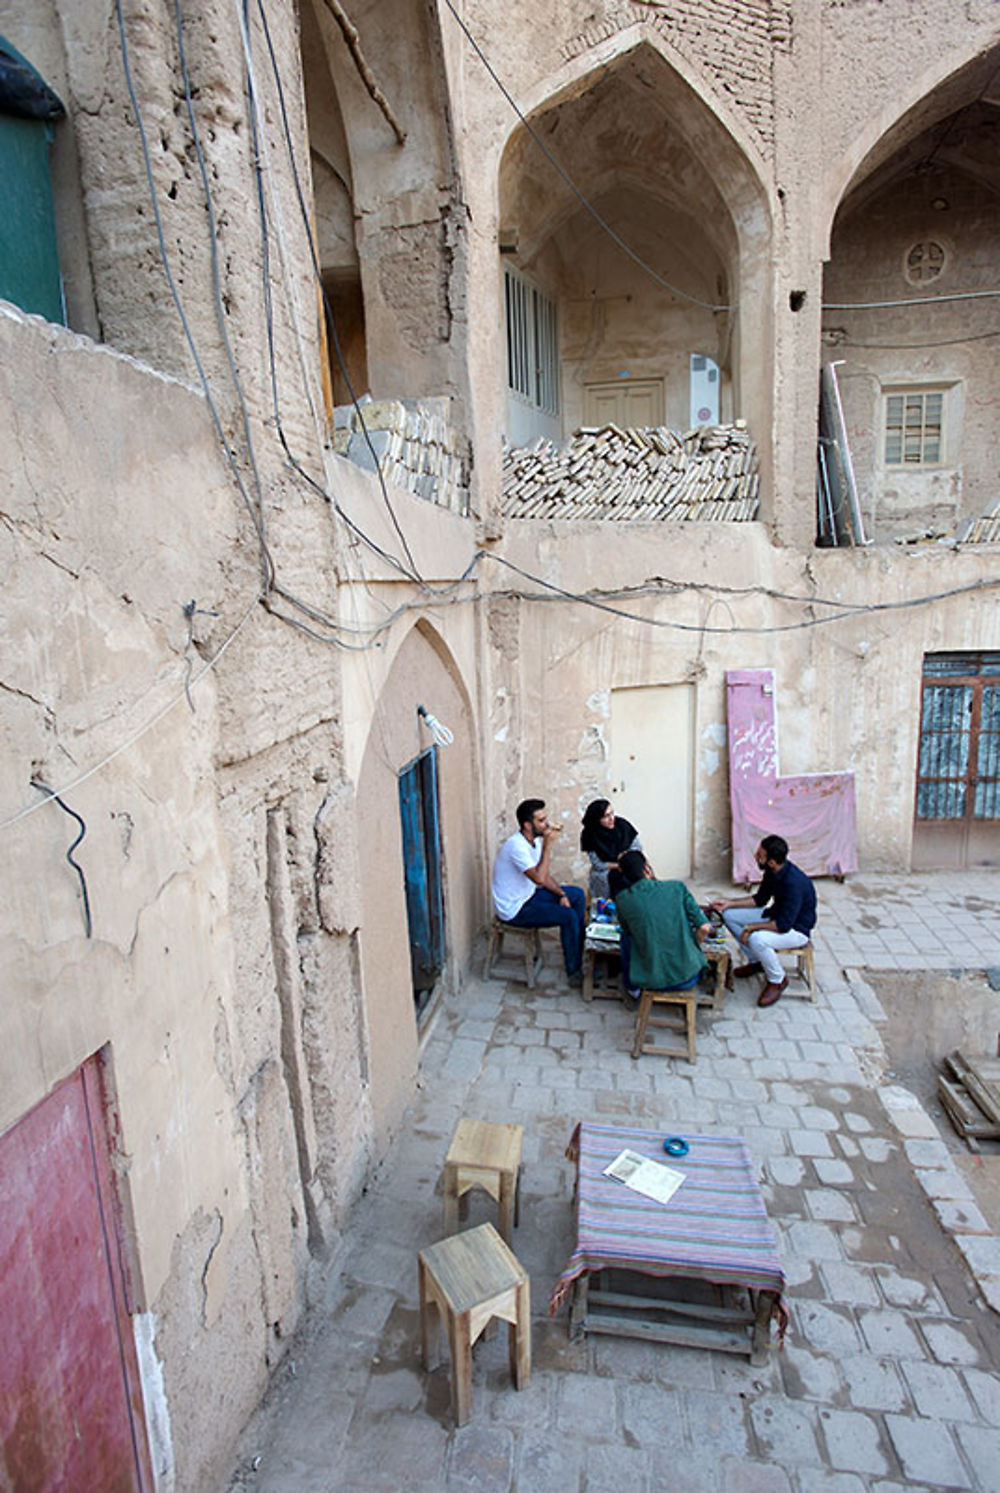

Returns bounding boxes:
[721,906,810,984]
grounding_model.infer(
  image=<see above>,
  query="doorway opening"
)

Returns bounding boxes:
[398,745,446,1019]
[610,683,694,879]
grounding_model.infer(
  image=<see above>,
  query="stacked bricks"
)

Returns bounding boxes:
[333,396,467,514]
[501,421,760,523]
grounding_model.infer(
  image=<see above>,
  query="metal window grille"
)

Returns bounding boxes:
[504,268,558,415]
[884,390,943,466]
[916,653,1000,821]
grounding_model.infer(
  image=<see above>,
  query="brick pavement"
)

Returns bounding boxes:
[228,872,1000,1492]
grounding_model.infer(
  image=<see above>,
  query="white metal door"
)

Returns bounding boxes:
[610,684,694,879]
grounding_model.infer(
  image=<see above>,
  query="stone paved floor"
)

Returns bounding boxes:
[228,871,1000,1492]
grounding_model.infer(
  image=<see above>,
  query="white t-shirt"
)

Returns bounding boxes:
[492,832,542,921]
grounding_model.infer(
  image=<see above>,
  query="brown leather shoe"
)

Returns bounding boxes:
[757,977,788,1008]
[733,961,763,979]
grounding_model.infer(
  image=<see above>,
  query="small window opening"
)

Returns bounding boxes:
[904,240,946,285]
[884,389,944,466]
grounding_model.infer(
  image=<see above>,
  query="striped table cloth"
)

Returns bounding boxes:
[550,1123,784,1313]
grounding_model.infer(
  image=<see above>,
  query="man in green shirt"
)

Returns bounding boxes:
[612,851,711,998]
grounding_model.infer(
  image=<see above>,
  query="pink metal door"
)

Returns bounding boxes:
[0,1058,152,1492]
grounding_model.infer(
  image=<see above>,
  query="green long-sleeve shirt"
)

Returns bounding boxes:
[615,879,707,990]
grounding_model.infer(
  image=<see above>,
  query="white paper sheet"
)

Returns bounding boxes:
[603,1148,686,1205]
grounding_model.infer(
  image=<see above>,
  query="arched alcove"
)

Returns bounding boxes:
[300,0,369,406]
[496,39,772,467]
[355,618,482,1156]
[821,44,1000,543]
[302,0,466,409]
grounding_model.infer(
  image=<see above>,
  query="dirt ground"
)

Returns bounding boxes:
[875,970,1000,1234]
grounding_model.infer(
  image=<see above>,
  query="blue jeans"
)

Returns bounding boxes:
[507,885,586,975]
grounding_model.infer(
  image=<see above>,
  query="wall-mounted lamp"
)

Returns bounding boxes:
[417,704,454,747]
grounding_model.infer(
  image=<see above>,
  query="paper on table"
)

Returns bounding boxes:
[603,1148,686,1205]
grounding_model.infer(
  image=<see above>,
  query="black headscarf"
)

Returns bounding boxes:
[580,799,638,862]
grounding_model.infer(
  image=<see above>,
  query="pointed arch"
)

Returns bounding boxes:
[493,21,774,222]
[354,613,483,1155]
[821,40,1000,256]
[820,38,1000,543]
[495,27,774,494]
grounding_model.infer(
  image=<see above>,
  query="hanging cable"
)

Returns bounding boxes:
[2,590,263,833]
[822,287,1000,311]
[252,0,423,582]
[440,0,731,315]
[114,0,274,593]
[30,780,93,937]
[823,326,1000,350]
[172,0,273,575]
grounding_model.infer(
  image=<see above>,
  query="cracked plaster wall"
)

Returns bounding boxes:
[0,305,297,1489]
[4,2,1000,1486]
[487,521,1000,881]
[0,2,483,1476]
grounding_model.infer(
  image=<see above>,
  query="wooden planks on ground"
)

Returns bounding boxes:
[938,1050,1000,1151]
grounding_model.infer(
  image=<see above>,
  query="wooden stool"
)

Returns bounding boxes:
[485,918,543,988]
[779,941,817,1001]
[418,1222,531,1426]
[631,988,698,1063]
[443,1119,522,1244]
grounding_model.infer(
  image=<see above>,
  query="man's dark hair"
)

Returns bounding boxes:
[760,834,788,864]
[617,849,648,887]
[516,798,545,831]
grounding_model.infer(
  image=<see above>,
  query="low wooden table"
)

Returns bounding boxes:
[443,1119,523,1245]
[582,930,622,1002]
[702,943,732,1011]
[585,937,730,1007]
[551,1123,785,1364]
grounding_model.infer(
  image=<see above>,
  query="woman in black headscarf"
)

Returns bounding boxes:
[580,799,642,900]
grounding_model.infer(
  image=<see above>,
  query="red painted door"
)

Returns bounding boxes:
[0,1058,152,1492]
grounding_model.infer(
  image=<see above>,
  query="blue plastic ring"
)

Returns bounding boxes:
[663,1136,689,1157]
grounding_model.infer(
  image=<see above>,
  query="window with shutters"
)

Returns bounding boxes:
[883,388,946,467]
[504,266,559,416]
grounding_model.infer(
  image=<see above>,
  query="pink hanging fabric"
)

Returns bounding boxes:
[726,669,858,884]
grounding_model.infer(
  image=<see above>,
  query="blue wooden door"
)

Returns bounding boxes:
[398,747,445,1003]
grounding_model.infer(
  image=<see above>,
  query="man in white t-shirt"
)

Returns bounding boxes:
[491,798,587,987]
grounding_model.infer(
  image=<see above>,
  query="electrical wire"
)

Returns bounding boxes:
[127,0,408,654]
[823,326,1000,350]
[483,553,1000,635]
[253,0,422,582]
[30,780,93,937]
[7,552,998,839]
[114,0,274,592]
[13,6,992,837]
[238,3,409,588]
[269,551,1000,644]
[172,0,273,585]
[440,0,731,315]
[1,589,263,833]
[822,287,1000,311]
